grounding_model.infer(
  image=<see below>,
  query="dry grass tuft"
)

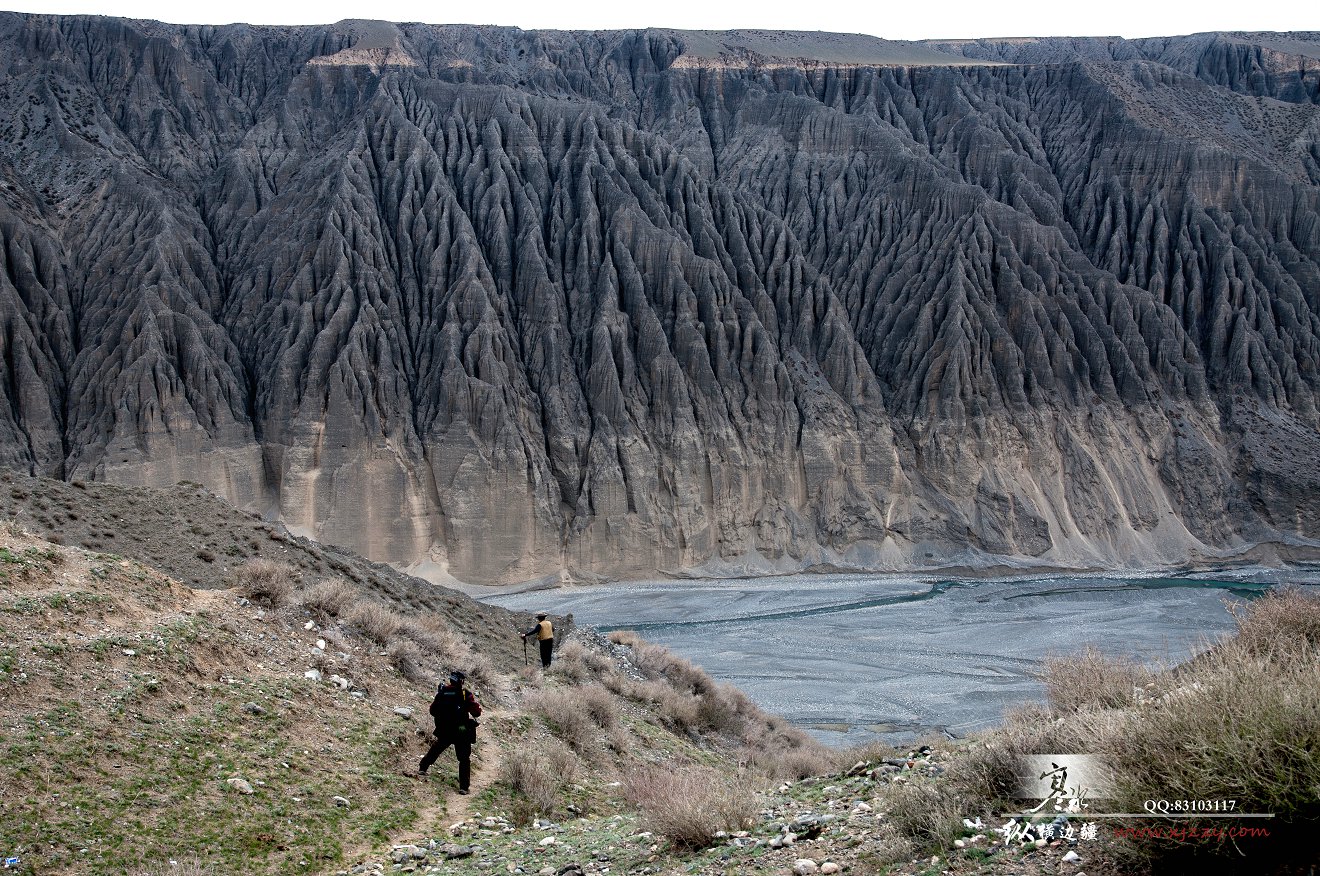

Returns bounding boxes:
[574,684,618,731]
[499,738,579,824]
[233,559,297,607]
[1042,646,1152,713]
[945,588,1320,873]
[344,600,403,644]
[552,640,615,684]
[525,689,598,752]
[386,638,429,684]
[623,764,756,849]
[1228,585,1320,657]
[297,578,356,618]
[882,781,967,852]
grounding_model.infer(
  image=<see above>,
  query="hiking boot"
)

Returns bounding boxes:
[457,788,469,795]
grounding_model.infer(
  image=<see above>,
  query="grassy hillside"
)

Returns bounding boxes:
[2,471,1315,876]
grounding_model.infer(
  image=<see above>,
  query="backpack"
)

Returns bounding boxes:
[430,685,479,741]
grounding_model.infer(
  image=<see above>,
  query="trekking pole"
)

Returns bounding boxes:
[515,623,527,665]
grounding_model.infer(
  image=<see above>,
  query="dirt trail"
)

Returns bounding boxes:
[385,707,508,845]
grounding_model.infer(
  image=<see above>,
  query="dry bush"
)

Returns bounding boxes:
[552,640,615,685]
[1227,586,1320,658]
[623,764,756,849]
[462,653,497,690]
[574,684,618,730]
[739,736,834,783]
[734,711,834,782]
[1042,646,1152,713]
[298,578,356,618]
[386,638,428,684]
[599,666,637,698]
[945,735,1026,808]
[1099,643,1320,870]
[841,739,901,766]
[402,616,490,685]
[631,642,714,695]
[345,600,403,644]
[397,616,469,661]
[550,641,592,683]
[525,689,598,752]
[650,684,701,731]
[694,684,748,734]
[233,559,297,607]
[883,781,966,852]
[962,588,1320,873]
[607,629,641,647]
[499,738,579,823]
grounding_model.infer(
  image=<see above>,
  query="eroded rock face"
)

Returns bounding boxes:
[1,16,1319,584]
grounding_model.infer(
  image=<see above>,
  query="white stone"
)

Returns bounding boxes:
[316,638,327,649]
[820,865,840,875]
[226,777,254,795]
[538,837,556,846]
[303,621,316,630]
[333,795,350,807]
[394,707,414,718]
[303,668,322,681]
[791,860,818,876]
[1062,851,1082,864]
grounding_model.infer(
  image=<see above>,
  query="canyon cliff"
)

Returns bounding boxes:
[1,17,1319,585]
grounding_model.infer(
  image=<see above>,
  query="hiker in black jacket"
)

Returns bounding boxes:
[419,670,482,793]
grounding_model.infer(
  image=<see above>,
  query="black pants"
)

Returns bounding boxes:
[539,638,553,668]
[420,734,471,789]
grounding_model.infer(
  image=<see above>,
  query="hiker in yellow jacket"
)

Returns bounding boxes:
[521,612,554,668]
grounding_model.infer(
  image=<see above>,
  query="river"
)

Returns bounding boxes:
[484,570,1312,746]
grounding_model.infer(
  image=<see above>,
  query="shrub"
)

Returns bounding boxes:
[955,588,1320,874]
[345,600,403,644]
[298,578,356,618]
[882,781,966,852]
[552,640,615,684]
[233,559,297,607]
[738,734,834,782]
[1228,586,1320,658]
[623,764,756,849]
[1042,646,1151,713]
[525,689,597,752]
[499,738,579,823]
[1099,639,1320,871]
[397,616,470,661]
[694,684,746,734]
[386,638,428,683]
[574,684,618,730]
[606,630,640,647]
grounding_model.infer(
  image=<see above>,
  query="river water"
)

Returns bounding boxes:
[484,570,1311,746]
